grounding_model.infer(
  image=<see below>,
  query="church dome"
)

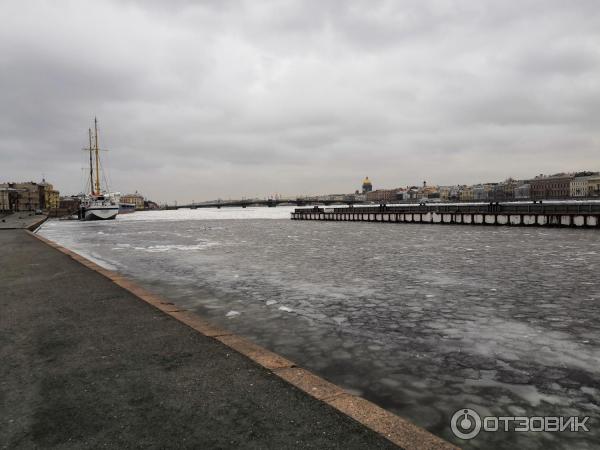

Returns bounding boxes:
[362,177,373,193]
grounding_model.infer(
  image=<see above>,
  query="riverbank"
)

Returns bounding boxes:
[0,212,47,230]
[0,229,453,449]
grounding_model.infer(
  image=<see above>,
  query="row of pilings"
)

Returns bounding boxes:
[291,203,600,228]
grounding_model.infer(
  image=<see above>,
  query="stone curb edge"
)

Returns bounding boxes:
[27,229,459,450]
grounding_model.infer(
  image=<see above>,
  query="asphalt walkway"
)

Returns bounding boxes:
[0,212,47,230]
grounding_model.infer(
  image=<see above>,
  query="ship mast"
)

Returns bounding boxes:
[88,128,94,195]
[94,117,101,195]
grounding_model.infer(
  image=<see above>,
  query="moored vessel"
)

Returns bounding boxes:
[79,118,119,221]
[119,202,136,214]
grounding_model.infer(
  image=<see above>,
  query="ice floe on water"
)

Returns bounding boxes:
[117,206,295,222]
[133,243,219,252]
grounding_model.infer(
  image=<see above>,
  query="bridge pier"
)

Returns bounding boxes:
[291,203,600,229]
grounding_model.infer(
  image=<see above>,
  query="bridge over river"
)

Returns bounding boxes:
[292,201,600,228]
[165,197,363,209]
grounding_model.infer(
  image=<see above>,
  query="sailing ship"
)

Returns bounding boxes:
[79,118,119,220]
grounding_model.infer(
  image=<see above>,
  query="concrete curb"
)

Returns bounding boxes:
[27,215,48,232]
[28,230,458,450]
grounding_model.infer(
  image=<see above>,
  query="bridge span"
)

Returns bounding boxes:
[166,198,362,209]
[292,202,600,228]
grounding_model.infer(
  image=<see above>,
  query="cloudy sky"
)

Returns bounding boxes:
[1,1,599,202]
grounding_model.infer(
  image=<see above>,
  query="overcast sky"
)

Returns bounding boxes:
[1,1,599,202]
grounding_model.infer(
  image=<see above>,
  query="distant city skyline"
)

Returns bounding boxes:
[4,167,600,204]
[1,1,599,203]
[3,169,599,214]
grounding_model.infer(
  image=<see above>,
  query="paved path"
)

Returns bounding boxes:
[0,213,47,230]
[0,230,402,449]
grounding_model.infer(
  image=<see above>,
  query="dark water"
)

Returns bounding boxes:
[40,209,600,449]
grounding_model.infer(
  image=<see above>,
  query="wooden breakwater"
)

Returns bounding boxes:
[291,202,600,228]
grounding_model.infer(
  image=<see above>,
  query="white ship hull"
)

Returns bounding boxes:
[80,118,120,221]
[83,205,119,220]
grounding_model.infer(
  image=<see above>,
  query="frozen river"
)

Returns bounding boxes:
[39,208,600,449]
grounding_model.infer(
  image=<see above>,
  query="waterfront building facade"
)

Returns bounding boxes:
[60,196,81,211]
[46,189,60,209]
[0,185,11,211]
[393,188,407,202]
[530,174,574,200]
[571,176,591,197]
[460,186,474,201]
[121,192,145,210]
[406,187,420,200]
[570,174,600,197]
[491,178,519,202]
[472,184,486,201]
[473,183,496,201]
[589,175,600,197]
[12,182,41,211]
[0,180,61,211]
[514,183,531,200]
[366,189,397,203]
[39,179,60,210]
[447,186,461,201]
[419,182,438,200]
[438,186,450,201]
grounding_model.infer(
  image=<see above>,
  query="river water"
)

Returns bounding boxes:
[39,208,600,449]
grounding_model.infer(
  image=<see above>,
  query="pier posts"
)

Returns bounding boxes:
[291,204,600,228]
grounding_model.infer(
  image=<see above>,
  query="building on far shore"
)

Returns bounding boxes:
[590,175,600,197]
[13,182,40,211]
[366,189,396,203]
[59,196,81,211]
[460,186,474,201]
[530,174,574,200]
[472,183,496,201]
[570,173,600,197]
[0,185,14,211]
[39,179,60,210]
[121,192,145,210]
[349,170,600,204]
[514,183,531,200]
[0,180,61,212]
[489,178,520,202]
[571,176,591,197]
